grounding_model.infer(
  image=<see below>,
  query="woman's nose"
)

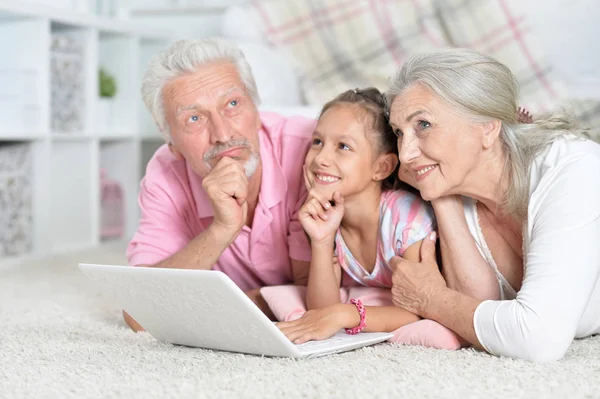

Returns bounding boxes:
[398,135,421,164]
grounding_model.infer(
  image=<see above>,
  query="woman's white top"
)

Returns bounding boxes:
[463,136,600,361]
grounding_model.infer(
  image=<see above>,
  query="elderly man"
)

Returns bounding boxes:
[124,38,315,331]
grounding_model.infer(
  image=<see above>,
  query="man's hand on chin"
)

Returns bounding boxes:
[245,287,276,321]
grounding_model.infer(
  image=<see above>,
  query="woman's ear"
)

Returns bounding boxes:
[168,143,185,161]
[373,153,399,182]
[481,120,502,149]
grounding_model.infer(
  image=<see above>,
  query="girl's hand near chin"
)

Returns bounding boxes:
[299,190,345,246]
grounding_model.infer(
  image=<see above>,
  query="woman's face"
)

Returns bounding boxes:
[389,84,487,201]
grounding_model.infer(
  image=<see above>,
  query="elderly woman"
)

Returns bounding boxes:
[387,48,600,362]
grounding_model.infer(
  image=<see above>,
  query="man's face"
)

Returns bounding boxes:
[163,62,262,178]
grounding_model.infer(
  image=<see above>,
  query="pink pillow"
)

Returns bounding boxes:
[260,285,462,350]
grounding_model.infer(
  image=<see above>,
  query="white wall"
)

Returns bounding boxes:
[526,0,600,98]
[129,0,248,38]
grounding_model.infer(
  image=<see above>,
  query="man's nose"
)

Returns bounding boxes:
[208,114,232,144]
[398,135,421,164]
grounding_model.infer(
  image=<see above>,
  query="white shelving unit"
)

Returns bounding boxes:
[0,1,173,263]
[0,0,322,265]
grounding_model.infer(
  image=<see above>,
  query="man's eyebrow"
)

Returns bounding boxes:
[175,87,246,116]
[223,87,244,97]
[176,104,199,115]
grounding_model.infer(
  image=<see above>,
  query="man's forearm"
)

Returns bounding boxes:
[152,225,235,270]
[433,200,500,300]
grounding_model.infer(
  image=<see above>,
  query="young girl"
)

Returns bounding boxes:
[277,88,437,344]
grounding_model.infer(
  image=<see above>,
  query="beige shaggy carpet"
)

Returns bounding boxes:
[1,241,599,399]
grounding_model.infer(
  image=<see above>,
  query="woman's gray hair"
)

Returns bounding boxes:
[386,47,593,218]
[141,37,261,142]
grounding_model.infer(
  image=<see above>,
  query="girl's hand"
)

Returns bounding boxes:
[299,190,345,245]
[390,232,447,317]
[276,303,356,344]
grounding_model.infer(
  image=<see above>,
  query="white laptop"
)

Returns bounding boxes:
[78,263,393,358]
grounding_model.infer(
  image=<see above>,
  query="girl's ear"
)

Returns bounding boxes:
[481,119,502,149]
[373,153,399,182]
[168,143,185,161]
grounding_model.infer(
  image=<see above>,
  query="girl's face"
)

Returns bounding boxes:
[304,105,393,201]
[389,84,490,201]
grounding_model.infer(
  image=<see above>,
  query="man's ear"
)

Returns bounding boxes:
[168,143,184,161]
[373,153,399,182]
[481,120,502,149]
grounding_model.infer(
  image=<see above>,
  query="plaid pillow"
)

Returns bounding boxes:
[246,0,450,105]
[435,0,566,113]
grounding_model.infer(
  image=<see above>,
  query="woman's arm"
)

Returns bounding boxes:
[391,232,485,346]
[395,155,600,362]
[432,196,500,300]
[470,154,600,361]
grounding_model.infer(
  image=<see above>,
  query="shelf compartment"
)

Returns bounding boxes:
[99,139,140,241]
[94,33,138,137]
[0,18,48,138]
[0,141,33,258]
[50,23,93,136]
[48,140,96,253]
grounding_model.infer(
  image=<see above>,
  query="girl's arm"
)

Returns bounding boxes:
[280,240,427,342]
[344,304,420,333]
[306,242,342,309]
[432,196,500,300]
[299,190,345,310]
[277,303,420,344]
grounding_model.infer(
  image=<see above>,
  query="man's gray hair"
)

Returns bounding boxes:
[386,47,593,218]
[141,37,261,142]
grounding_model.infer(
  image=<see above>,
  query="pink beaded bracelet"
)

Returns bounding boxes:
[345,298,366,335]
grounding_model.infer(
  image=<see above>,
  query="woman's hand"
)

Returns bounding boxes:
[299,190,345,245]
[390,232,447,317]
[276,303,357,344]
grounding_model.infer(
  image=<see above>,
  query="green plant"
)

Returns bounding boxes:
[99,68,117,98]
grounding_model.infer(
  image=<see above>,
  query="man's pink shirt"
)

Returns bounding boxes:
[126,112,316,292]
